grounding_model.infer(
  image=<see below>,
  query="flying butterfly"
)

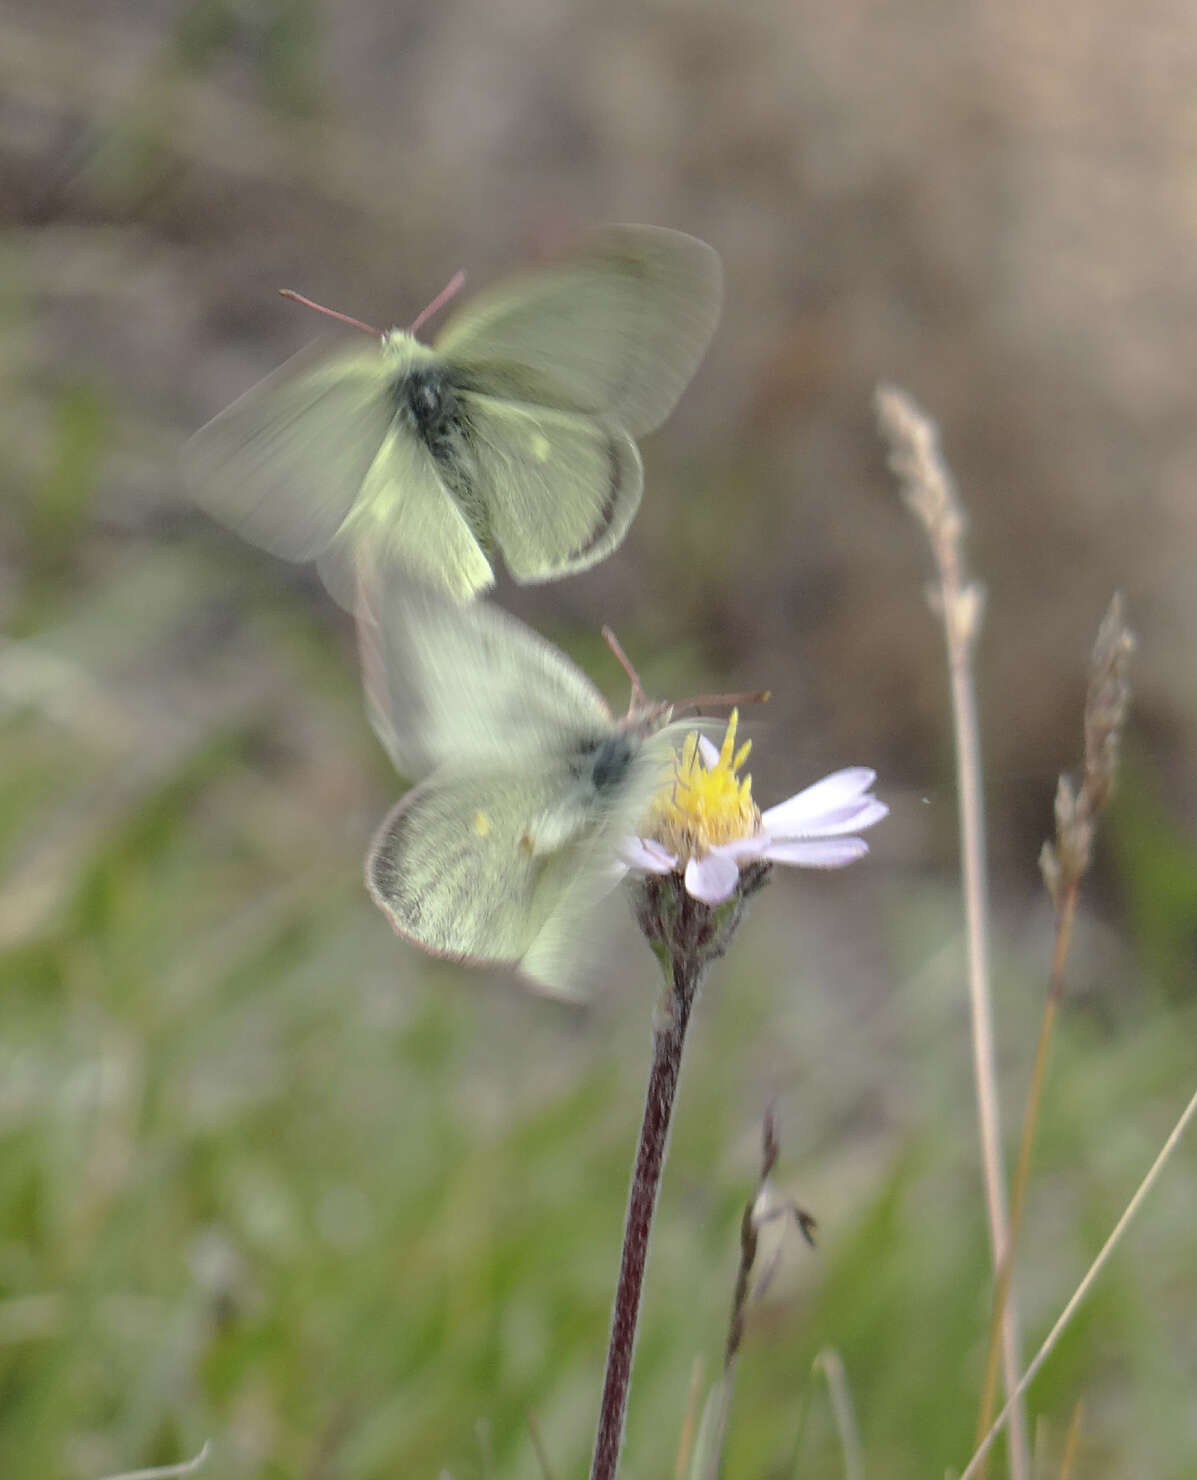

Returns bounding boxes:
[184,225,722,604]
[355,570,753,995]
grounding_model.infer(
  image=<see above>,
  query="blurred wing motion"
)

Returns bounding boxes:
[436,223,723,436]
[314,428,494,608]
[182,346,392,563]
[356,567,613,778]
[358,573,673,994]
[183,225,722,603]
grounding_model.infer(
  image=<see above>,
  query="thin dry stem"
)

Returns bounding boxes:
[975,596,1135,1458]
[672,1358,706,1480]
[960,1079,1197,1480]
[973,991,1062,1462]
[98,1444,211,1480]
[526,1411,557,1480]
[1058,1401,1084,1480]
[812,1350,864,1480]
[724,1109,781,1370]
[875,384,1029,1479]
[694,1109,816,1480]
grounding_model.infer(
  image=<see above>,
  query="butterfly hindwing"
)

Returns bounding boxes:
[366,766,616,972]
[460,395,642,583]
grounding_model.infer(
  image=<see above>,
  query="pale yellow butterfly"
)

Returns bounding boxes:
[356,569,759,995]
[184,225,722,604]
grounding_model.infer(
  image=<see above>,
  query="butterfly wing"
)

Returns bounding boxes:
[356,574,614,779]
[365,750,659,995]
[459,395,642,583]
[182,343,394,564]
[185,228,719,599]
[317,428,495,607]
[186,343,495,606]
[436,225,722,436]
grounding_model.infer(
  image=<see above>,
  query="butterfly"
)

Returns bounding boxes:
[184,225,722,604]
[355,566,687,995]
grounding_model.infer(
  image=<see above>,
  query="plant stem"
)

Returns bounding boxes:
[960,1078,1197,1480]
[590,947,705,1480]
[974,880,1077,1465]
[875,384,1029,1477]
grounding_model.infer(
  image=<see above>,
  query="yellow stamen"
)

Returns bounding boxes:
[647,708,760,864]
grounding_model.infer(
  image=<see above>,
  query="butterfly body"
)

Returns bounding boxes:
[184,225,722,602]
[383,337,464,461]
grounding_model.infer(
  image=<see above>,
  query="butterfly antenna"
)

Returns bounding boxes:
[278,289,382,337]
[672,688,772,713]
[409,270,466,336]
[602,625,646,709]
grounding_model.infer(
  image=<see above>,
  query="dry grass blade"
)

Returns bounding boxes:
[689,1110,817,1480]
[527,1410,558,1480]
[874,383,1029,1480]
[974,596,1135,1458]
[812,1350,863,1480]
[1058,1401,1084,1480]
[97,1442,211,1480]
[960,1081,1197,1480]
[673,1358,706,1479]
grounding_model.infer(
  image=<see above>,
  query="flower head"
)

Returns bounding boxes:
[622,710,888,906]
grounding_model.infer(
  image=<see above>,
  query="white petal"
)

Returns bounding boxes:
[770,796,889,840]
[697,734,721,769]
[761,768,884,837]
[763,837,871,869]
[712,834,769,861]
[619,836,678,874]
[845,797,889,831]
[684,850,741,904]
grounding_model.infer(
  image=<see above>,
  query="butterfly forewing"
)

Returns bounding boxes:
[357,575,614,779]
[183,345,393,563]
[435,225,723,436]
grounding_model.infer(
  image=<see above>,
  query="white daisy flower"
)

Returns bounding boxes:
[621,710,888,906]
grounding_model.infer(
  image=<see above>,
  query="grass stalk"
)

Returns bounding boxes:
[974,595,1135,1464]
[959,1079,1197,1480]
[875,384,1029,1479]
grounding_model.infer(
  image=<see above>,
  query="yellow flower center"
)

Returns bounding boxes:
[648,708,761,863]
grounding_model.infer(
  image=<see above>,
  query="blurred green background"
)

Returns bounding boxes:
[2,2,1196,1476]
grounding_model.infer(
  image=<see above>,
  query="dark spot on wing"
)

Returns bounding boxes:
[569,430,624,561]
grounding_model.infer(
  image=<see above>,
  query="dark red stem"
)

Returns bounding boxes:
[589,950,703,1480]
